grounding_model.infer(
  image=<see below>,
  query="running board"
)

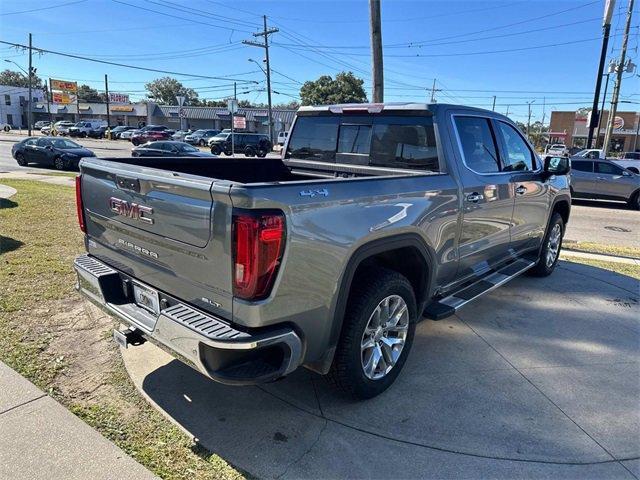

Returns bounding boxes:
[424,259,536,320]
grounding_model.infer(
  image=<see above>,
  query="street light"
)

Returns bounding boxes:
[248,58,266,76]
[4,59,34,134]
[248,57,274,143]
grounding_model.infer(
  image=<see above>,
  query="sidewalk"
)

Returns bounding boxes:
[0,361,155,480]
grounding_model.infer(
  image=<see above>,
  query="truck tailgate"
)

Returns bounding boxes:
[79,159,234,319]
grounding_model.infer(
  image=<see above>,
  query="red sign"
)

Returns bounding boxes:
[233,115,246,129]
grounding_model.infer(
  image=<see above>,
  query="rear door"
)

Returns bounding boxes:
[570,160,596,197]
[494,120,549,253]
[595,161,636,199]
[452,115,515,278]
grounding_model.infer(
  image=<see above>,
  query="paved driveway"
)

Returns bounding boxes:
[121,261,639,479]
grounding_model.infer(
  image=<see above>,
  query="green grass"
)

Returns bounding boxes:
[0,180,242,480]
[563,257,640,280]
[25,171,79,178]
[563,241,640,259]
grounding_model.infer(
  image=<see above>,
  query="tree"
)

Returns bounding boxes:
[299,72,367,106]
[0,69,44,89]
[274,101,300,109]
[77,84,105,103]
[144,76,198,105]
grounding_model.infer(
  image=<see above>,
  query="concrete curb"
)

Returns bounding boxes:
[0,172,75,187]
[560,248,640,265]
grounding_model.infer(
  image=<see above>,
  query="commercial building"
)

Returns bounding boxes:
[147,104,297,135]
[549,110,640,153]
[0,84,46,128]
[31,101,149,127]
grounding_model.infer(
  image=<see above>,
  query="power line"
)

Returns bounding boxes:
[0,40,258,83]
[0,0,87,16]
[149,0,261,29]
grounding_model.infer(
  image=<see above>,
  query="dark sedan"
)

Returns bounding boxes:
[12,137,95,170]
[131,141,216,158]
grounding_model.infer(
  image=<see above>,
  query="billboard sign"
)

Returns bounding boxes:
[109,92,129,103]
[613,116,624,130]
[52,92,74,104]
[50,79,77,93]
[233,115,246,129]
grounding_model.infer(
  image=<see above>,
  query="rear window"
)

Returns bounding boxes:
[286,114,439,171]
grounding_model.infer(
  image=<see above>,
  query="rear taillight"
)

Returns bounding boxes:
[75,175,86,233]
[233,211,285,300]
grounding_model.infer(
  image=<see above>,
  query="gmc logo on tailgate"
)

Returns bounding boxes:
[109,197,154,225]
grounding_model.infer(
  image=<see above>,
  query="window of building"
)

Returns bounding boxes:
[454,116,500,174]
[4,95,10,106]
[6,114,13,126]
[497,121,535,171]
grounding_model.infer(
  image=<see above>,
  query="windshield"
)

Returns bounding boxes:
[193,130,207,135]
[178,143,198,152]
[51,138,82,149]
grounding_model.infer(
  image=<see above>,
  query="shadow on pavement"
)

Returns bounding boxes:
[132,262,639,478]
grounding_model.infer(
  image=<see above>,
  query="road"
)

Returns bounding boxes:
[1,132,638,249]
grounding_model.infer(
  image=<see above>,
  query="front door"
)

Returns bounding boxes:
[494,120,550,253]
[594,161,635,199]
[570,160,596,197]
[452,115,515,280]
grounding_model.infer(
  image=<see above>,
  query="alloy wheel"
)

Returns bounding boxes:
[546,223,562,268]
[360,294,409,380]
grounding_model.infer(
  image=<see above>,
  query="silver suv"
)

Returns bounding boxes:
[571,158,640,209]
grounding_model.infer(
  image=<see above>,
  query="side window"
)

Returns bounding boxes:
[571,161,593,173]
[36,138,52,147]
[286,116,339,162]
[370,120,439,171]
[596,162,623,175]
[24,138,38,146]
[454,116,500,173]
[497,121,535,171]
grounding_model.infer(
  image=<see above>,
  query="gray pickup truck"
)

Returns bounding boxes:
[74,103,571,399]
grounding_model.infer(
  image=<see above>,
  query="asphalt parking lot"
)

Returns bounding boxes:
[122,261,639,479]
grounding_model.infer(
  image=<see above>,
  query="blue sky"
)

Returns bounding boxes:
[0,0,638,122]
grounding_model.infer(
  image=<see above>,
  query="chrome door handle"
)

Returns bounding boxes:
[466,193,484,203]
[515,185,527,195]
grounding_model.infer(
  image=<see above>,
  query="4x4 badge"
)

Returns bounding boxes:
[299,188,329,198]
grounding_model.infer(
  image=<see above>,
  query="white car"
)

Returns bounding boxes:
[43,121,75,136]
[572,148,605,159]
[277,131,289,146]
[119,129,138,141]
[0,123,10,132]
[545,144,569,156]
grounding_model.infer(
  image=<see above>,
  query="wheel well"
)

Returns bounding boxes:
[355,246,429,308]
[553,199,570,225]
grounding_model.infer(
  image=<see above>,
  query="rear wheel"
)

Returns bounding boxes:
[15,152,26,166]
[210,145,221,155]
[53,156,67,171]
[244,146,256,157]
[628,191,640,211]
[529,212,564,277]
[327,267,416,399]
[199,139,206,146]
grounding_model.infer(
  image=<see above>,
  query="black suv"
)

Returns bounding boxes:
[209,133,272,157]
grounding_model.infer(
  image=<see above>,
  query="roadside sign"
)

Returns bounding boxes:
[52,92,74,104]
[176,95,186,107]
[227,99,238,114]
[613,116,624,130]
[233,115,246,129]
[109,92,129,103]
[50,79,77,93]
[179,108,187,118]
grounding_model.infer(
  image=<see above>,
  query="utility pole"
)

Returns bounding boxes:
[526,100,535,139]
[27,33,32,135]
[603,0,634,156]
[47,78,53,126]
[243,16,278,145]
[587,0,617,148]
[492,96,496,111]
[232,82,236,156]
[505,105,510,116]
[369,0,384,102]
[104,74,111,135]
[596,73,611,148]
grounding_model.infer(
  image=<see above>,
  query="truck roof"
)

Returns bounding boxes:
[298,102,508,118]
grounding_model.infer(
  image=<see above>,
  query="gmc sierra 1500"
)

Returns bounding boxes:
[74,103,571,399]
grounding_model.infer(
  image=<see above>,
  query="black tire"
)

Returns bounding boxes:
[257,149,267,158]
[244,146,256,157]
[627,167,639,174]
[3,126,10,132]
[53,156,67,171]
[131,139,139,146]
[628,191,640,211]
[199,139,206,146]
[80,132,87,138]
[211,145,222,155]
[529,212,564,277]
[327,267,417,399]
[15,152,26,166]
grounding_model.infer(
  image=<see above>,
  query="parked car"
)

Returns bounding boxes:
[571,148,605,160]
[184,129,220,146]
[74,102,572,399]
[109,126,135,139]
[69,121,108,138]
[209,132,271,157]
[132,141,216,157]
[622,151,640,160]
[119,129,138,141]
[87,125,110,139]
[12,136,95,170]
[34,120,50,130]
[42,121,74,136]
[131,129,171,146]
[570,158,640,208]
[277,131,289,146]
[545,144,569,156]
[171,129,195,141]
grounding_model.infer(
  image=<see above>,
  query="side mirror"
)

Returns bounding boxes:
[622,170,632,177]
[544,156,570,176]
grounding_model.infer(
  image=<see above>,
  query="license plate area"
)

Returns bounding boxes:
[132,282,160,316]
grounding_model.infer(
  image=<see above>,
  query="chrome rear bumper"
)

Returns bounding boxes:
[74,254,302,385]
